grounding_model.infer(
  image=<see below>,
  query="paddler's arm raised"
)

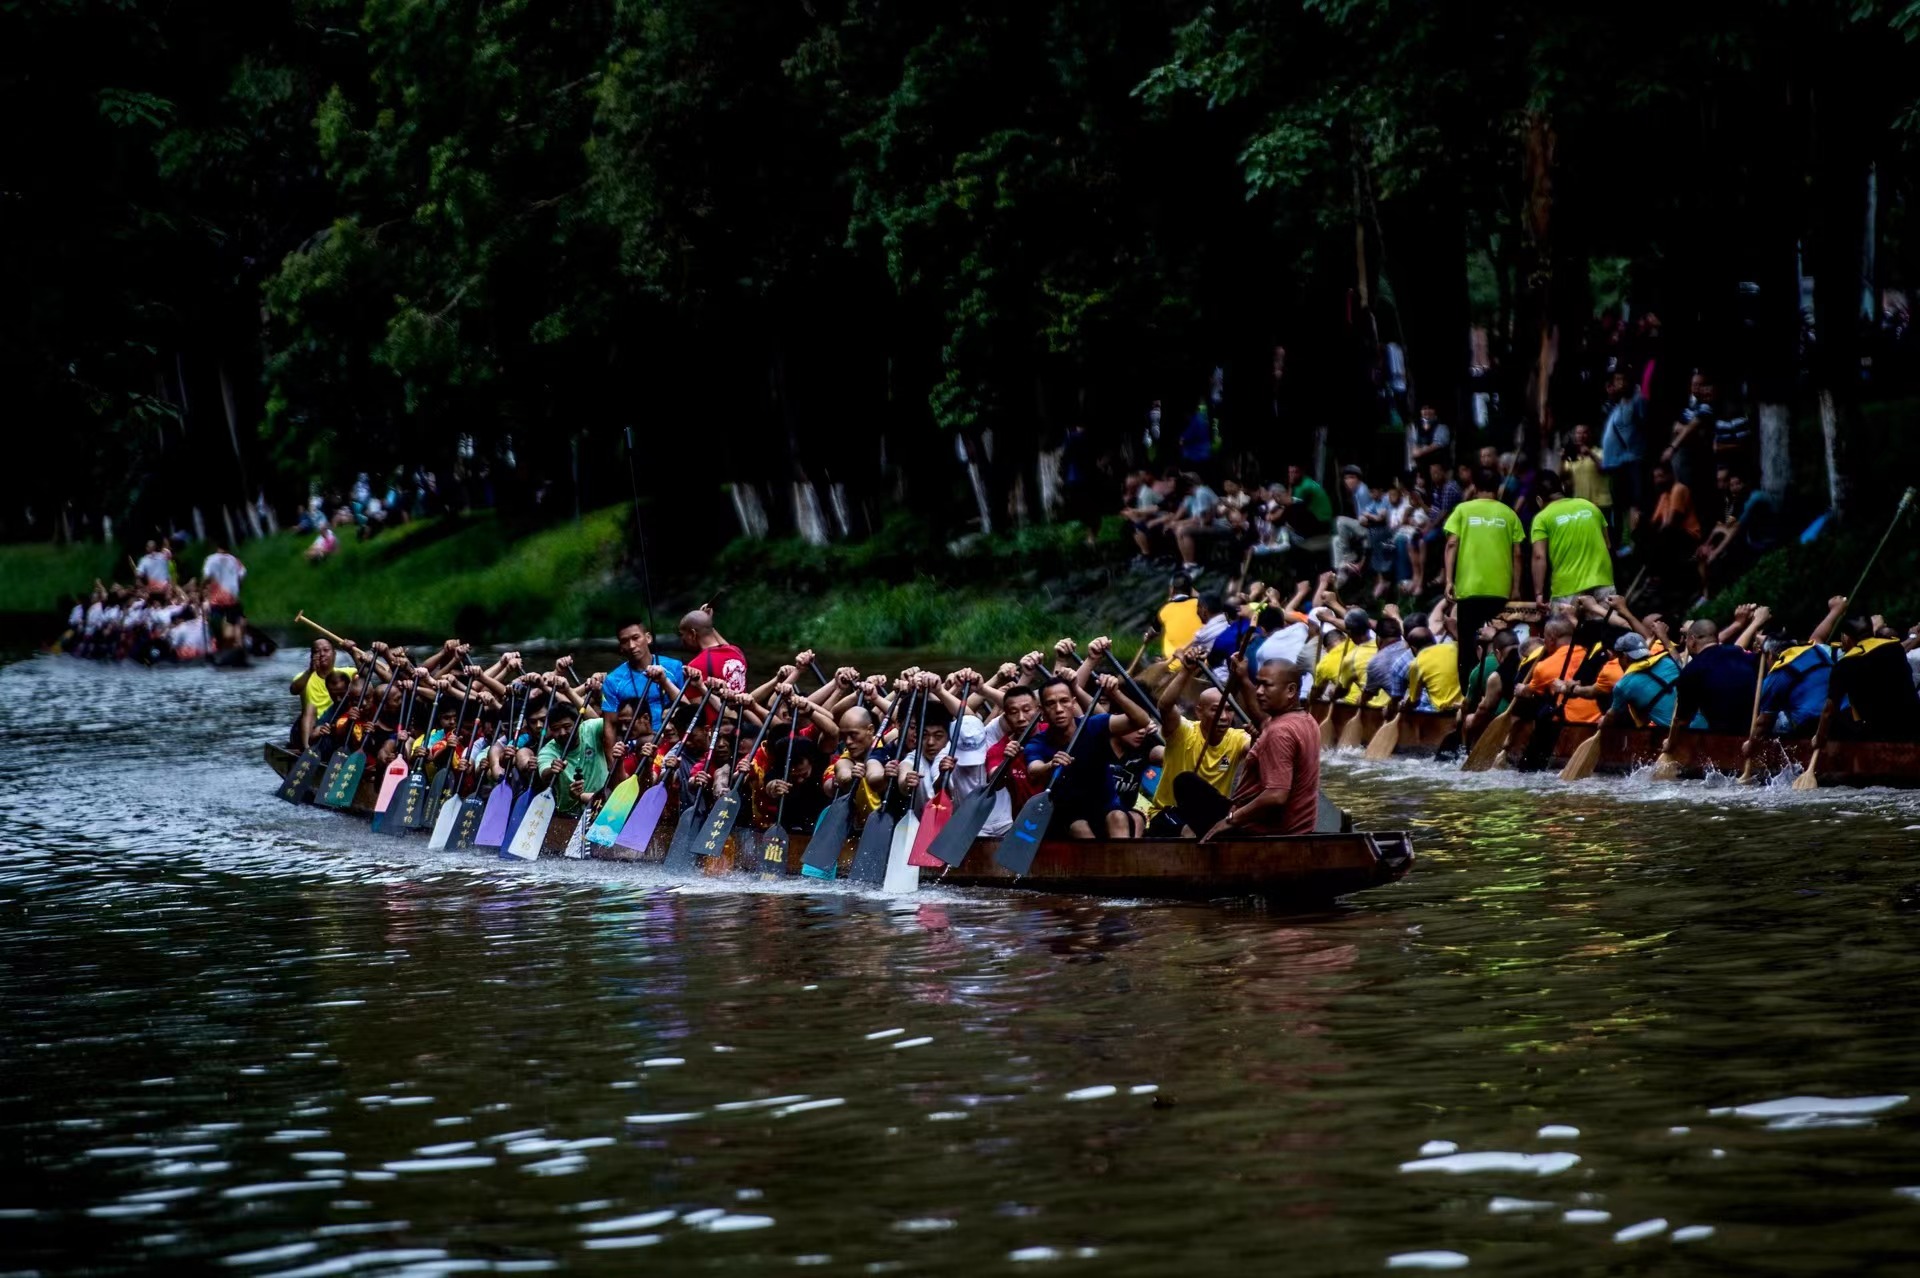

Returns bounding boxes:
[1228,652,1268,728]
[1096,671,1150,733]
[1158,644,1201,736]
[1809,595,1848,647]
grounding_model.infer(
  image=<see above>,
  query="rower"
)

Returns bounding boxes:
[678,607,749,694]
[1814,614,1920,745]
[291,638,359,750]
[1594,632,1697,730]
[1400,623,1463,715]
[1360,614,1408,707]
[1195,659,1320,840]
[603,620,684,732]
[536,700,611,816]
[1671,612,1765,735]
[1022,674,1155,838]
[1755,596,1847,738]
[1146,642,1254,836]
[1461,627,1520,742]
[1331,608,1379,705]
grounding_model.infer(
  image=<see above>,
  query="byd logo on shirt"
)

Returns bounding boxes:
[1465,516,1511,529]
[1551,510,1595,529]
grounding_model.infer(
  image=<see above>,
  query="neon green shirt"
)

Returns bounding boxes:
[1530,497,1613,597]
[1443,499,1523,600]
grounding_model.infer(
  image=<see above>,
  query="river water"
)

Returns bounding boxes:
[5,650,1920,1275]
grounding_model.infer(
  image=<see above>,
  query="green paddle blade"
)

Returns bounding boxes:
[800,795,852,878]
[758,827,791,878]
[993,791,1055,876]
[586,774,641,846]
[318,751,367,810]
[848,811,896,886]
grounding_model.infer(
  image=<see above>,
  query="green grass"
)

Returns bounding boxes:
[0,542,122,614]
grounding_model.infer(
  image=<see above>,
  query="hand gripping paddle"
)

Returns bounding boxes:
[882,689,936,893]
[926,716,1040,868]
[614,683,713,855]
[994,712,1092,877]
[502,708,582,862]
[589,679,692,847]
[906,680,968,870]
[663,695,737,874]
[684,690,785,872]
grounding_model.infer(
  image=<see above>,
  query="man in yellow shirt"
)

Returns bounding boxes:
[290,637,358,750]
[1157,574,1202,657]
[1144,642,1253,834]
[1400,624,1462,713]
[1333,609,1379,705]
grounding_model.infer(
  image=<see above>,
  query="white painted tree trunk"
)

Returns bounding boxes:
[965,459,993,535]
[192,506,207,543]
[827,482,853,538]
[792,481,829,547]
[1758,402,1791,502]
[729,484,769,540]
[1037,450,1063,520]
[1819,388,1851,523]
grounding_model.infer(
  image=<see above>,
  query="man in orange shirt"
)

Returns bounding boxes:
[1514,617,1600,725]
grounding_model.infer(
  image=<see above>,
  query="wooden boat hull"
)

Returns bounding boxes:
[1323,702,1458,755]
[1490,720,1920,788]
[266,745,1414,903]
[265,743,580,853]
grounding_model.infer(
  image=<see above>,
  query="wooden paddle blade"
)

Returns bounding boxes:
[994,792,1054,876]
[1362,717,1401,761]
[318,753,367,809]
[1318,709,1336,749]
[503,792,555,861]
[800,797,852,878]
[1460,712,1513,772]
[694,790,743,861]
[926,790,990,867]
[848,812,896,886]
[427,787,464,850]
[1791,763,1820,790]
[586,775,642,847]
[1336,708,1367,751]
[909,794,951,868]
[883,813,921,894]
[1648,753,1683,783]
[757,827,791,878]
[449,797,487,851]
[1558,733,1602,782]
[613,782,671,853]
[472,782,515,848]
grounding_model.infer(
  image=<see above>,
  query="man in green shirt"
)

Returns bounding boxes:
[537,701,611,815]
[1283,462,1333,531]
[1528,470,1614,604]
[1442,468,1525,694]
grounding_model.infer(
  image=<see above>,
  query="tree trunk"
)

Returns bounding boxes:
[729,484,769,540]
[1758,403,1792,503]
[1808,147,1870,524]
[792,479,830,547]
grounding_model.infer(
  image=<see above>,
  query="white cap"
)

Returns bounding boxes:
[953,715,989,767]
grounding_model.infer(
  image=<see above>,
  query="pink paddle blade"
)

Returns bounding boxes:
[372,758,410,815]
[612,782,671,853]
[908,794,951,868]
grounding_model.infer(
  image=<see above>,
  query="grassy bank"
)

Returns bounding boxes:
[3,506,1162,657]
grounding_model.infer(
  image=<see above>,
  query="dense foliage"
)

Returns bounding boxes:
[8,0,1920,553]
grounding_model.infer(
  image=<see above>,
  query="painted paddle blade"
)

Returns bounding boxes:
[994,791,1055,876]
[882,811,920,894]
[848,811,896,886]
[613,782,671,855]
[472,782,515,849]
[385,775,428,835]
[586,775,641,846]
[927,789,991,867]
[318,752,367,810]
[372,758,410,817]
[562,807,592,859]
[800,796,852,879]
[757,827,791,878]
[503,791,555,861]
[424,767,452,822]
[427,787,464,851]
[908,794,950,869]
[662,799,708,875]
[276,748,325,803]
[694,790,743,862]
[502,785,536,847]
[449,796,487,850]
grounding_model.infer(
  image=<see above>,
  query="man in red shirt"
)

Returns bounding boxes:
[1197,659,1321,841]
[678,606,748,694]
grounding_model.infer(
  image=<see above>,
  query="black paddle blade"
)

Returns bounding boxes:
[314,750,352,805]
[424,768,452,821]
[662,799,708,874]
[448,797,486,851]
[994,792,1055,876]
[397,775,431,830]
[927,789,991,867]
[800,796,852,878]
[758,828,791,878]
[695,790,743,860]
[848,813,896,886]
[276,749,325,804]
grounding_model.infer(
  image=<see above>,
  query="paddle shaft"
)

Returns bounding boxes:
[727,690,784,797]
[1845,486,1916,605]
[1168,652,1252,727]
[930,680,972,797]
[294,610,353,650]
[770,707,802,830]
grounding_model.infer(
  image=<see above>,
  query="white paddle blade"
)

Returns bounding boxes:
[882,813,920,894]
[504,792,555,861]
[563,809,592,859]
[427,790,463,851]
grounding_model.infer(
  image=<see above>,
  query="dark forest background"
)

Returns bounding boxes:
[8,0,1920,556]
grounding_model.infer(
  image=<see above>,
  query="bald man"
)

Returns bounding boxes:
[679,607,748,694]
[1197,659,1320,840]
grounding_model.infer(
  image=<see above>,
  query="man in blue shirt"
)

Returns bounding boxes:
[601,620,685,731]
[1672,616,1762,734]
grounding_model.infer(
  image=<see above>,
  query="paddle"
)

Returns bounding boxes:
[379,682,442,834]
[909,680,972,869]
[503,706,584,862]
[370,678,418,819]
[1795,486,1915,791]
[800,687,900,880]
[684,690,786,871]
[426,674,479,847]
[500,687,557,853]
[613,682,714,856]
[662,693,736,874]
[472,685,531,849]
[756,719,805,879]
[882,688,935,894]
[993,709,1093,877]
[925,717,1041,868]
[1732,648,1780,785]
[589,678,691,847]
[317,671,389,809]
[1518,640,1584,774]
[423,672,477,826]
[451,688,511,850]
[849,689,917,886]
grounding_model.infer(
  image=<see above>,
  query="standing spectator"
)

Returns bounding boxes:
[1529,471,1614,604]
[1333,466,1373,587]
[1600,370,1648,533]
[1563,423,1612,517]
[1644,460,1703,597]
[1663,371,1722,524]
[1407,403,1454,472]
[1443,469,1525,693]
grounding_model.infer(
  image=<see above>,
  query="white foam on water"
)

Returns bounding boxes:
[1537,1125,1579,1140]
[623,1112,703,1124]
[580,1236,663,1250]
[865,1028,905,1040]
[1418,1140,1459,1157]
[892,1037,933,1049]
[380,1157,496,1173]
[1671,1226,1715,1242]
[1399,1151,1580,1176]
[641,1058,685,1067]
[893,1218,957,1232]
[1386,1252,1469,1270]
[1009,1247,1062,1262]
[412,1141,476,1157]
[1708,1094,1907,1119]
[771,1099,845,1118]
[1612,1218,1668,1243]
[580,1211,676,1234]
[222,1242,321,1266]
[1563,1210,1611,1225]
[1064,1085,1117,1102]
[1486,1198,1552,1214]
[220,1181,334,1199]
[699,1214,775,1232]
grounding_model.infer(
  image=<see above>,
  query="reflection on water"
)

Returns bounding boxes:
[5,652,1920,1274]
